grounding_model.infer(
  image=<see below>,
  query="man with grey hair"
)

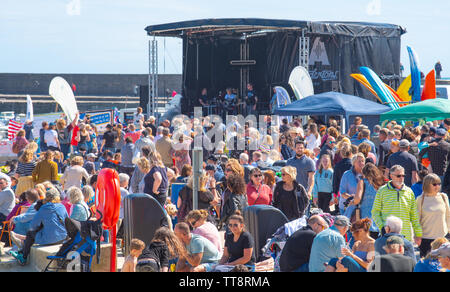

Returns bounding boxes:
[368,235,416,272]
[153,126,164,143]
[239,153,253,184]
[117,173,130,239]
[385,139,419,186]
[374,216,416,261]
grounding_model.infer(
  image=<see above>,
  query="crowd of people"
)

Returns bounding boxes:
[1,105,450,273]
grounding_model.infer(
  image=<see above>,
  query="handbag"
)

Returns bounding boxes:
[350,180,366,224]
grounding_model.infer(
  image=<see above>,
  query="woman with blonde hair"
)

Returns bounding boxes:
[67,186,90,222]
[416,174,450,257]
[131,157,150,194]
[414,237,449,272]
[272,166,309,221]
[224,158,244,178]
[185,209,222,252]
[144,151,175,207]
[177,171,218,222]
[60,156,90,190]
[14,149,37,196]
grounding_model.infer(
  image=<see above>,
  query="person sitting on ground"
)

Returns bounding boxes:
[430,242,450,272]
[326,218,376,272]
[309,216,350,272]
[121,238,145,272]
[9,188,69,266]
[60,156,90,190]
[174,222,221,272]
[137,227,187,272]
[218,212,256,269]
[279,215,329,272]
[414,237,449,272]
[374,215,416,262]
[368,235,416,272]
[185,209,222,253]
[68,186,90,222]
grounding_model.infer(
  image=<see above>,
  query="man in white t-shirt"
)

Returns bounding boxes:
[44,122,60,151]
[133,107,145,129]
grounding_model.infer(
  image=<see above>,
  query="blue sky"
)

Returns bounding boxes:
[1,0,448,76]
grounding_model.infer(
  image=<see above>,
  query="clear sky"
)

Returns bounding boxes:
[1,0,448,77]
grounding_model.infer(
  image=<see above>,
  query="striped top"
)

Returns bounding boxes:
[372,181,422,241]
[17,161,36,177]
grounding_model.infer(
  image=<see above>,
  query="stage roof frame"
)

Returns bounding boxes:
[145,18,406,38]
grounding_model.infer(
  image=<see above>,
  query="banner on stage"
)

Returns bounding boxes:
[80,110,113,134]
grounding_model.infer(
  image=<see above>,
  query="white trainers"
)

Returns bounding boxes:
[9,232,23,250]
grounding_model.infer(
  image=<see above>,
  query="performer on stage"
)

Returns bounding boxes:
[244,83,258,116]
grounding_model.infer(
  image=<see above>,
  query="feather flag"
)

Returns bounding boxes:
[8,119,23,141]
[26,95,34,121]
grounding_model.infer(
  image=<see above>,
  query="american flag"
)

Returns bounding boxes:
[8,119,23,141]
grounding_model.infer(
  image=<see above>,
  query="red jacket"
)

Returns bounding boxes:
[246,183,273,206]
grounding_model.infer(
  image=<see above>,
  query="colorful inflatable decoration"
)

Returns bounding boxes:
[96,168,121,272]
[397,74,412,102]
[421,70,436,101]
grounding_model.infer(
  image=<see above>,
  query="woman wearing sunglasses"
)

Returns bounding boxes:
[246,168,273,206]
[416,174,450,258]
[219,212,256,268]
[272,166,309,221]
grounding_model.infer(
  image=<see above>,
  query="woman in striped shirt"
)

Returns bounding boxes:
[14,149,36,196]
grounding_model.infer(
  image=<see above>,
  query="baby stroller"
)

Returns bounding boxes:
[44,212,103,272]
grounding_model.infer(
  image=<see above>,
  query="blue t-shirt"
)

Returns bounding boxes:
[187,234,221,264]
[286,155,316,190]
[309,226,345,272]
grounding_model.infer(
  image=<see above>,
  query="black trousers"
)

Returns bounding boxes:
[318,192,332,213]
[22,229,39,259]
[419,238,435,258]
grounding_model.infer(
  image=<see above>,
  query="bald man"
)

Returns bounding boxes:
[279,215,329,272]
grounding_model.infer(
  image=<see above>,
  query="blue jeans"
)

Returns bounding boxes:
[328,256,366,272]
[60,143,70,160]
[293,263,309,272]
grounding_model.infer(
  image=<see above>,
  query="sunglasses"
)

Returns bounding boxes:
[228,223,239,228]
[281,173,287,176]
[394,174,405,178]
[253,174,262,177]
[225,168,233,172]
[433,183,442,187]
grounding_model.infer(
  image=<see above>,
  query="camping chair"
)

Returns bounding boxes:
[0,206,22,247]
[44,212,103,272]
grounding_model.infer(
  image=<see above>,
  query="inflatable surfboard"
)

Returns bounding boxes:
[26,95,34,122]
[397,74,412,102]
[288,66,314,100]
[407,46,422,102]
[49,77,78,123]
[351,74,382,103]
[421,70,436,101]
[360,67,400,110]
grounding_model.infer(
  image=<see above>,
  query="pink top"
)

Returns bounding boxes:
[125,130,142,143]
[192,222,222,252]
[246,183,273,206]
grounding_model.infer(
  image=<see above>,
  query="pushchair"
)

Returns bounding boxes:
[44,212,103,272]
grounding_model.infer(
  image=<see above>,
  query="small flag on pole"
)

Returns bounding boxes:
[8,119,24,141]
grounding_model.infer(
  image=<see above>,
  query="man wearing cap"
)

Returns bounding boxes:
[385,139,419,187]
[368,236,416,272]
[431,242,450,272]
[419,128,450,180]
[309,216,350,272]
[83,153,97,175]
[207,155,225,182]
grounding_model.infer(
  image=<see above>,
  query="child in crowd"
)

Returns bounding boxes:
[121,238,145,272]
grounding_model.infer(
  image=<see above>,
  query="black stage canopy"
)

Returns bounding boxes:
[145,18,406,115]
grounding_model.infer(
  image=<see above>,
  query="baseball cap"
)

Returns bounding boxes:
[399,139,410,148]
[385,235,404,246]
[431,242,450,258]
[334,216,351,227]
[436,128,447,137]
[87,153,97,159]
[207,155,218,162]
[205,164,216,171]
